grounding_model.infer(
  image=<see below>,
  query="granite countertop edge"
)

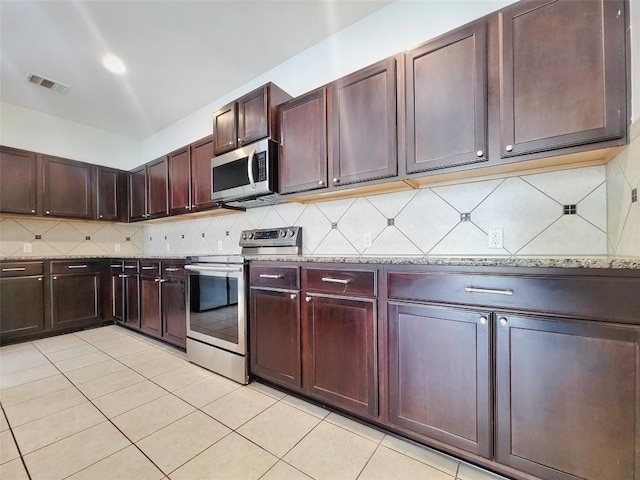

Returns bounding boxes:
[3,254,638,269]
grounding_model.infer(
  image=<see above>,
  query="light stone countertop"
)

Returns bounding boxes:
[1,254,639,269]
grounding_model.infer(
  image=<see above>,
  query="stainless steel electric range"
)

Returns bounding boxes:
[184,226,301,384]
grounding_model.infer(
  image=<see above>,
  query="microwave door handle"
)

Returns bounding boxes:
[247,148,256,189]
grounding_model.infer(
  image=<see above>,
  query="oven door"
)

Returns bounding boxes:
[185,264,245,355]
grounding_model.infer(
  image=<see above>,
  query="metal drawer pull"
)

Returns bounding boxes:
[67,265,88,269]
[38,277,43,281]
[259,274,283,279]
[118,274,129,278]
[290,293,297,300]
[2,268,26,272]
[465,287,513,296]
[111,264,121,268]
[142,266,156,270]
[165,268,180,272]
[125,265,137,269]
[321,277,351,285]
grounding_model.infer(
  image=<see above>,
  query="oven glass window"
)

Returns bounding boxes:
[189,275,238,344]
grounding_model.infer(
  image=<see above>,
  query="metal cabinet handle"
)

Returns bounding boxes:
[141,266,155,270]
[305,296,311,302]
[479,316,488,325]
[154,278,161,282]
[290,293,297,300]
[165,268,180,272]
[159,279,167,283]
[465,287,513,296]
[118,274,129,278]
[31,209,35,213]
[52,276,57,280]
[499,317,508,326]
[111,264,121,268]
[99,215,104,219]
[2,268,26,272]
[318,180,324,186]
[476,150,484,157]
[505,144,513,152]
[38,277,43,281]
[333,178,339,184]
[68,265,88,269]
[259,274,283,279]
[321,277,351,285]
[45,211,50,215]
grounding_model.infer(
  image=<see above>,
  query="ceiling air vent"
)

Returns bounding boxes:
[25,72,71,95]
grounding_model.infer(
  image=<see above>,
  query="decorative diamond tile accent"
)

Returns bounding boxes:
[563,205,577,215]
[387,218,395,226]
[366,190,417,218]
[72,222,104,237]
[314,230,359,256]
[35,234,42,240]
[577,183,606,232]
[331,223,338,230]
[85,236,91,241]
[294,205,332,253]
[337,198,387,254]
[523,166,605,205]
[632,188,638,203]
[364,227,422,256]
[42,222,84,254]
[473,177,561,253]
[519,216,607,255]
[432,179,503,213]
[314,198,356,223]
[395,189,459,253]
[12,218,59,236]
[430,222,510,256]
[460,213,471,222]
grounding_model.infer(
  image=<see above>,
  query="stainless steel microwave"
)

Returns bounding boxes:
[211,138,278,204]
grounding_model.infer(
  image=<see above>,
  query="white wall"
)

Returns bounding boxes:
[140,0,516,164]
[0,102,140,169]
[632,0,639,122]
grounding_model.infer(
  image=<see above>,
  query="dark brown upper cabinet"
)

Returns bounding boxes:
[278,88,328,195]
[212,83,291,156]
[0,146,38,216]
[328,57,398,187]
[96,166,125,221]
[128,156,168,222]
[190,135,216,211]
[42,155,93,219]
[406,21,487,174]
[498,0,626,158]
[168,146,191,216]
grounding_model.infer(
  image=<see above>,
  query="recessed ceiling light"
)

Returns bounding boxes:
[102,54,126,75]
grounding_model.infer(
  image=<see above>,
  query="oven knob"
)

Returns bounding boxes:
[248,233,254,239]
[279,230,286,238]
[287,229,295,237]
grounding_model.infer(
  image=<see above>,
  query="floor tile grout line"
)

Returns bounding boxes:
[354,442,382,480]
[0,401,33,480]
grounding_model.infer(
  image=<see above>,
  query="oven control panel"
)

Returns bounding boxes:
[239,226,302,254]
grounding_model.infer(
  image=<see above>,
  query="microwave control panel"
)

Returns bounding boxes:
[256,152,267,182]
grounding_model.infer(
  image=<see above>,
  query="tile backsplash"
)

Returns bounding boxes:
[144,165,609,257]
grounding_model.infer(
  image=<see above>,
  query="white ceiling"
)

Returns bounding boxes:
[0,0,390,140]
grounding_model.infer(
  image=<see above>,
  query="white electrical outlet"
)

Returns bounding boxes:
[488,228,504,249]
[114,243,121,252]
[363,232,372,249]
[166,243,171,252]
[23,243,32,253]
[217,240,223,252]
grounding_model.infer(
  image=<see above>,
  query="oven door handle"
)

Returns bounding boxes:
[247,148,256,189]
[184,265,243,273]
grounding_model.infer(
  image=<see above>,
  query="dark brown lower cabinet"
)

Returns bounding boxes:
[161,278,186,348]
[496,314,640,480]
[304,294,377,418]
[50,272,100,329]
[0,269,45,342]
[140,275,162,338]
[387,302,491,457]
[250,288,302,388]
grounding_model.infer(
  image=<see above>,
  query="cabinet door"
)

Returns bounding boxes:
[168,147,191,215]
[304,294,377,418]
[499,0,626,158]
[129,166,147,221]
[96,167,120,221]
[329,57,397,186]
[250,288,301,388]
[190,136,216,211]
[387,303,491,457]
[238,86,268,146]
[112,273,124,322]
[213,102,238,155]
[279,88,328,195]
[496,315,640,480]
[140,276,161,337]
[125,274,140,328]
[43,156,93,219]
[161,279,186,348]
[0,147,37,215]
[51,273,100,328]
[147,157,169,219]
[406,21,487,173]
[0,276,45,341]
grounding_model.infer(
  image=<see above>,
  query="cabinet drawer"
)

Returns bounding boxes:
[140,261,161,276]
[387,270,640,324]
[0,262,44,277]
[304,267,376,297]
[250,265,299,289]
[123,260,139,273]
[162,261,186,279]
[50,261,101,274]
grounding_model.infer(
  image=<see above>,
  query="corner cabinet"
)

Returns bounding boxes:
[129,156,169,221]
[0,146,38,215]
[168,147,191,216]
[328,57,398,186]
[498,0,627,158]
[96,166,125,221]
[190,136,216,211]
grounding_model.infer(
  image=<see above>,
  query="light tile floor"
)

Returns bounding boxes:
[0,326,507,480]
